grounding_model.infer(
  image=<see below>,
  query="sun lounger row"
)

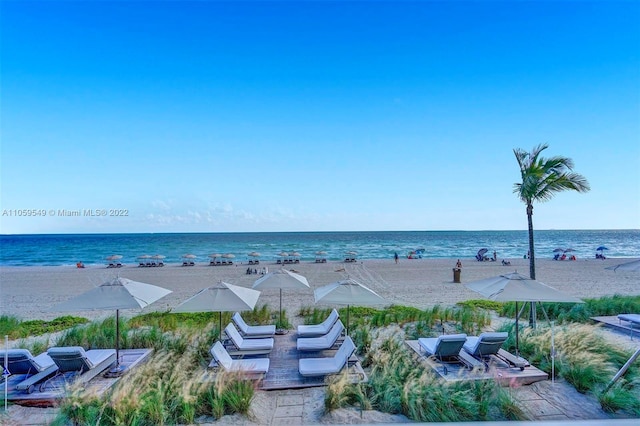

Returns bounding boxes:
[0,347,116,394]
[138,262,164,267]
[209,260,235,266]
[418,332,526,374]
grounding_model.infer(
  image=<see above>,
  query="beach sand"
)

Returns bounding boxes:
[1,257,637,322]
[2,257,639,424]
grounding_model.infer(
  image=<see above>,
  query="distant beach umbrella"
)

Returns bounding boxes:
[552,248,565,253]
[314,278,386,335]
[152,254,165,260]
[182,254,197,259]
[465,271,582,355]
[563,248,575,253]
[248,252,261,257]
[173,281,260,340]
[596,246,609,252]
[606,259,640,272]
[279,251,289,257]
[253,269,310,331]
[222,253,235,259]
[290,252,301,257]
[137,255,151,259]
[346,251,358,255]
[316,251,328,256]
[477,248,489,256]
[106,255,123,261]
[51,277,172,376]
[208,253,222,259]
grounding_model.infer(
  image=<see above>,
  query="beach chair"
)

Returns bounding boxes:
[223,324,274,357]
[417,333,467,375]
[298,309,340,337]
[297,320,344,351]
[232,312,276,338]
[618,314,640,327]
[209,342,270,375]
[44,346,116,388]
[462,332,522,370]
[298,336,356,377]
[0,349,58,393]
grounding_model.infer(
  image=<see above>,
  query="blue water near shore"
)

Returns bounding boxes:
[0,230,638,267]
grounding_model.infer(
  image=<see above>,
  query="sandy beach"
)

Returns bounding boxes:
[1,257,638,322]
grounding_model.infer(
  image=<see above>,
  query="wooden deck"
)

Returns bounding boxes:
[4,348,153,407]
[205,332,367,391]
[591,315,640,339]
[405,340,548,386]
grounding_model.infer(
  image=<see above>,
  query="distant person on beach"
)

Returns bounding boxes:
[394,252,399,264]
[76,261,84,268]
[456,259,462,269]
[493,251,497,261]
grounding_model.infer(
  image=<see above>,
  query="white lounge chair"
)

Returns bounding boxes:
[224,324,274,357]
[298,336,356,377]
[0,349,58,393]
[297,309,339,337]
[210,341,270,374]
[45,346,116,387]
[618,314,640,326]
[418,333,467,375]
[232,312,276,338]
[297,320,344,351]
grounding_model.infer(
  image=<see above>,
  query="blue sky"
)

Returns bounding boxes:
[1,1,639,234]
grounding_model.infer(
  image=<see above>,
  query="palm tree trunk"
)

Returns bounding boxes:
[527,202,537,328]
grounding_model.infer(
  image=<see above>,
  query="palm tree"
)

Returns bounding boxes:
[514,144,590,325]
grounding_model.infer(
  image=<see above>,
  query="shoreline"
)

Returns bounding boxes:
[2,257,638,322]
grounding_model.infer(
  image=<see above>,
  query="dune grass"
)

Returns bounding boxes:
[498,322,640,415]
[0,315,88,340]
[498,294,640,324]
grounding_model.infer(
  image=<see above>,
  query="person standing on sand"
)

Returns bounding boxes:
[394,252,399,264]
[456,259,462,269]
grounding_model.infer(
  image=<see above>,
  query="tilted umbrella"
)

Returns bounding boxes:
[173,281,260,340]
[465,271,582,356]
[596,246,609,252]
[314,278,386,335]
[606,259,640,272]
[51,277,172,375]
[253,269,310,331]
[552,248,565,253]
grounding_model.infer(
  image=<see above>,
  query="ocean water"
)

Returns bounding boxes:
[0,230,638,267]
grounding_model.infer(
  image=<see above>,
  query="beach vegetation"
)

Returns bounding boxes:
[0,314,88,339]
[513,143,590,281]
[498,322,640,414]
[325,326,527,421]
[499,295,640,325]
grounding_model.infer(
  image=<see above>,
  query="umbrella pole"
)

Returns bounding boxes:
[115,309,120,368]
[347,305,350,336]
[515,301,519,358]
[219,311,222,341]
[279,288,283,328]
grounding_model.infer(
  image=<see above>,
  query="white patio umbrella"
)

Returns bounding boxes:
[173,281,261,340]
[208,253,222,259]
[248,252,261,257]
[51,277,172,375]
[465,271,583,356]
[222,253,235,259]
[106,255,123,261]
[253,269,310,331]
[314,278,386,335]
[606,259,640,272]
[182,254,197,259]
